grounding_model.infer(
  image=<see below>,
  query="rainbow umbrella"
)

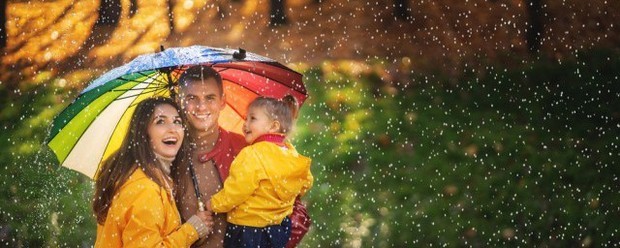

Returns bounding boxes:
[46,46,307,178]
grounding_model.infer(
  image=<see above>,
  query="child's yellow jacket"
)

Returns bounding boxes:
[210,141,313,227]
[95,169,199,247]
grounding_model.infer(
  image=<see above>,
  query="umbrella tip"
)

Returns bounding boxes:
[233,48,246,60]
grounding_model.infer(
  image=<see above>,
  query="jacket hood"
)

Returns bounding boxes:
[252,142,312,201]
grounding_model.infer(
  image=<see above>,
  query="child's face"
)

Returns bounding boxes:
[243,106,279,143]
[147,104,184,159]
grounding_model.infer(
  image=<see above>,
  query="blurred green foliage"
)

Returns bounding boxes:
[296,49,619,247]
[1,49,619,247]
[0,82,96,247]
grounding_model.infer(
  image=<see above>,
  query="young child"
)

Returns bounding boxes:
[206,95,313,248]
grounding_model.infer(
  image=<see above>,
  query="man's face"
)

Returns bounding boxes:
[178,78,225,133]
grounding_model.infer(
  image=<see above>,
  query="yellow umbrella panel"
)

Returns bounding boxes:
[47,70,170,179]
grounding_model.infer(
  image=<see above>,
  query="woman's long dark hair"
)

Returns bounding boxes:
[92,97,190,224]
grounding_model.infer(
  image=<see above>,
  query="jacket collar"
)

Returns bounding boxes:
[252,133,286,147]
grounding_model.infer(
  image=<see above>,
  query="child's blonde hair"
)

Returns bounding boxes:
[248,95,299,134]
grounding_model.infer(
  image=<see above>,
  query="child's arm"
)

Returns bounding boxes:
[209,147,262,213]
[205,199,212,212]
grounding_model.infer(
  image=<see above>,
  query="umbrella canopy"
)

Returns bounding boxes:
[46,46,307,179]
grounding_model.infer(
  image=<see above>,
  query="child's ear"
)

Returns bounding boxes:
[269,120,281,133]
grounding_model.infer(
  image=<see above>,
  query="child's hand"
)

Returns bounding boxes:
[206,200,213,212]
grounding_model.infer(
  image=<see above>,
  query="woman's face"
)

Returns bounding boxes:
[147,104,184,159]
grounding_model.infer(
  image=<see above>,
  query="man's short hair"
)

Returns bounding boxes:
[178,65,223,95]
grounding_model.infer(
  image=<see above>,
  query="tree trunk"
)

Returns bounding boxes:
[168,0,175,32]
[0,0,6,49]
[525,0,544,53]
[393,0,411,21]
[269,0,288,26]
[96,0,121,26]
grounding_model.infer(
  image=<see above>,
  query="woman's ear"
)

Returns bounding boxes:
[269,120,281,133]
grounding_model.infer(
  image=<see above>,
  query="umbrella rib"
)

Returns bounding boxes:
[117,76,152,85]
[136,71,170,86]
[124,87,169,109]
[115,71,169,88]
[199,51,231,58]
[116,87,165,101]
[111,72,169,99]
[225,98,246,122]
[213,67,231,73]
[111,85,164,92]
[113,77,165,90]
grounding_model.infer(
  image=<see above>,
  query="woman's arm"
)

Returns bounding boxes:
[121,186,200,247]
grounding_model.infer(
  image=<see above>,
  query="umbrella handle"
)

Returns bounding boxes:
[188,159,206,212]
[198,200,205,212]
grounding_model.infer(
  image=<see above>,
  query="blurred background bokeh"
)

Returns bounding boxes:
[0,0,619,247]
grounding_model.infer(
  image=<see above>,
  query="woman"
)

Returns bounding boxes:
[93,97,213,247]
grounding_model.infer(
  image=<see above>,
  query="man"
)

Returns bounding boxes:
[174,65,310,248]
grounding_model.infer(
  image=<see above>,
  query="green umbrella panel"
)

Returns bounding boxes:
[47,70,171,178]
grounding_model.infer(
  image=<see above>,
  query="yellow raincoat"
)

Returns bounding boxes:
[95,169,199,247]
[210,141,313,227]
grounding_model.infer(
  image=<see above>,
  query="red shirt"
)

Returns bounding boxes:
[198,127,247,181]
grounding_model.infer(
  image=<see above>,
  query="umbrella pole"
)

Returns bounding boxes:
[159,45,178,100]
[188,160,206,211]
[161,68,176,99]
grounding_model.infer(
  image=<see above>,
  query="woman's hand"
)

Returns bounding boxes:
[196,210,214,234]
[186,211,213,239]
